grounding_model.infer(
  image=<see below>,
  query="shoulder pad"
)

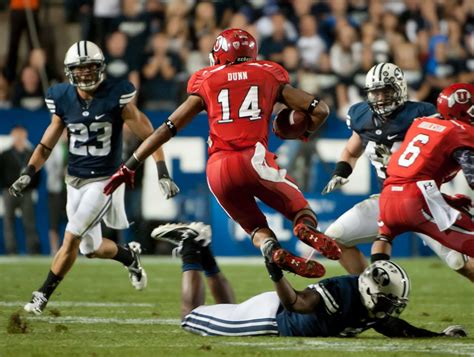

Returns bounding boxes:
[113,79,136,107]
[187,65,226,94]
[347,102,371,131]
[251,60,289,84]
[45,83,70,115]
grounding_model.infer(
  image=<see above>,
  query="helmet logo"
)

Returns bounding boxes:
[232,41,240,50]
[213,35,228,53]
[394,67,403,80]
[372,267,390,286]
[467,105,474,118]
[449,89,470,107]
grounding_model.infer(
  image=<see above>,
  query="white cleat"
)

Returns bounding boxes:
[127,242,147,291]
[151,222,211,247]
[24,291,48,315]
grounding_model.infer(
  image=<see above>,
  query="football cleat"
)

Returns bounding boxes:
[24,291,48,315]
[272,248,326,278]
[151,222,211,256]
[126,242,147,291]
[294,223,342,260]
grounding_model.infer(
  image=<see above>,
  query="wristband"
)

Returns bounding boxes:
[370,253,391,263]
[125,153,142,171]
[164,119,177,137]
[307,98,320,114]
[333,161,353,178]
[21,165,36,178]
[156,161,169,179]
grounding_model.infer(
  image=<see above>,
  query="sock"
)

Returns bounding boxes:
[295,214,317,228]
[181,238,203,272]
[39,271,63,299]
[112,245,134,267]
[200,246,220,277]
[371,253,390,263]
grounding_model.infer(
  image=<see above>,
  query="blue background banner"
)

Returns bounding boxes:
[0,109,431,257]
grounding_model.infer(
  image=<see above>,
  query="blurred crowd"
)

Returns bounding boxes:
[0,0,473,117]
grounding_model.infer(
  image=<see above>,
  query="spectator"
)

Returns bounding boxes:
[189,2,217,49]
[3,0,41,83]
[459,31,474,83]
[44,131,67,255]
[11,66,44,111]
[361,21,390,64]
[104,31,140,88]
[297,14,326,71]
[28,48,61,86]
[259,12,296,63]
[281,45,301,87]
[140,33,182,110]
[91,0,121,48]
[186,34,214,74]
[116,0,151,57]
[0,125,40,255]
[0,73,12,109]
[329,23,362,79]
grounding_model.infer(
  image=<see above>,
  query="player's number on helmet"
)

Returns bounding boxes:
[217,86,262,123]
[68,122,112,156]
[397,134,429,168]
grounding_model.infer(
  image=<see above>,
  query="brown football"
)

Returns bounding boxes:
[273,108,311,140]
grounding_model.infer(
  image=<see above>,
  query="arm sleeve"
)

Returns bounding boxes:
[373,316,443,338]
[119,81,136,108]
[453,148,474,189]
[44,87,57,114]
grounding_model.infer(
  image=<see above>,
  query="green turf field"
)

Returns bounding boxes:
[0,256,472,356]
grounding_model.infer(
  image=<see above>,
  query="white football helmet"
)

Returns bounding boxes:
[358,260,410,318]
[64,41,105,91]
[365,62,408,117]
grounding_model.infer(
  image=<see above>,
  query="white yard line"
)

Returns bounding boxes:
[25,316,180,325]
[0,301,155,307]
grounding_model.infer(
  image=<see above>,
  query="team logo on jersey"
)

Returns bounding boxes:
[372,267,390,286]
[82,111,89,117]
[375,129,382,135]
[213,35,228,52]
[449,89,470,107]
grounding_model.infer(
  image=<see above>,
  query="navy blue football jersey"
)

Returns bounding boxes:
[347,101,436,184]
[276,276,379,337]
[45,79,136,178]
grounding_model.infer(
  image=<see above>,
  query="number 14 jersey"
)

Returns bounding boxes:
[45,79,136,178]
[187,60,289,156]
[385,116,474,187]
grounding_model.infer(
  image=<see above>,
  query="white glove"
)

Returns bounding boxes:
[322,175,349,195]
[442,325,467,337]
[9,175,32,197]
[372,144,392,166]
[158,177,180,199]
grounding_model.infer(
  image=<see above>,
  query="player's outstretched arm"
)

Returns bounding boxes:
[322,131,364,195]
[279,84,330,133]
[122,102,180,199]
[9,115,64,197]
[264,259,320,313]
[104,95,204,195]
[374,316,468,338]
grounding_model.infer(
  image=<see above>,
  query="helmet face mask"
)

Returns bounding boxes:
[64,41,106,92]
[358,261,410,319]
[437,83,474,126]
[209,28,257,66]
[365,63,408,117]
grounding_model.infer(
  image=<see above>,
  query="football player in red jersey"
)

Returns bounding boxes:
[104,28,342,278]
[371,83,474,262]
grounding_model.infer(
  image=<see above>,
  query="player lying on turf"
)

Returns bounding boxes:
[372,83,474,262]
[104,28,342,279]
[9,41,179,315]
[321,63,474,281]
[152,222,467,338]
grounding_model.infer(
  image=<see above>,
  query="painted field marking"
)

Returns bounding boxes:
[0,301,155,308]
[25,316,180,325]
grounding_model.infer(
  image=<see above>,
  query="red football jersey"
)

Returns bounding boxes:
[385,116,474,187]
[187,60,289,155]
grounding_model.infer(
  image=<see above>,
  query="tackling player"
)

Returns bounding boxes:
[9,41,180,315]
[152,222,467,338]
[321,63,473,281]
[104,28,341,278]
[373,83,474,260]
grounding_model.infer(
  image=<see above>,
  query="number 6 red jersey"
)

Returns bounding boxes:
[187,60,289,156]
[385,116,474,187]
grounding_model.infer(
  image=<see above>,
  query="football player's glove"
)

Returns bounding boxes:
[156,161,179,199]
[371,144,392,166]
[9,165,35,197]
[442,325,468,337]
[103,164,135,195]
[322,175,349,195]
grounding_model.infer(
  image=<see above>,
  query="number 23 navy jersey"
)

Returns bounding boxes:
[45,79,136,178]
